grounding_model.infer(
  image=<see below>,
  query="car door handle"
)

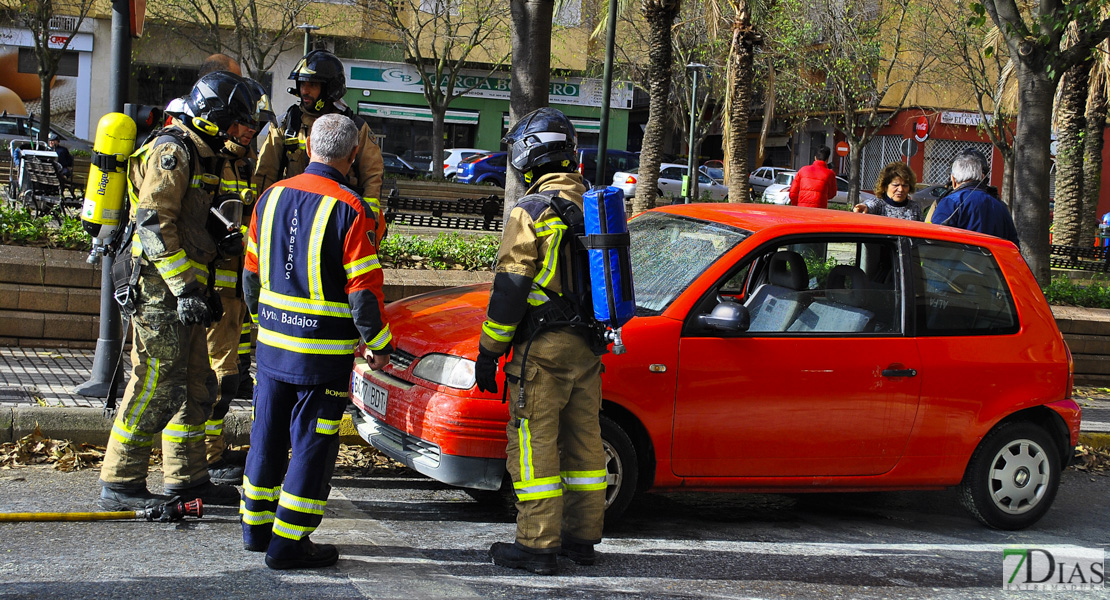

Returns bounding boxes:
[882,368,917,378]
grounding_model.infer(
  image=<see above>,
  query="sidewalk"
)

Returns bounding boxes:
[1,346,1109,447]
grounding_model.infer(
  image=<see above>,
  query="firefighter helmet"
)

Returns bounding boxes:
[288,49,347,110]
[243,77,276,125]
[182,71,259,146]
[503,107,577,178]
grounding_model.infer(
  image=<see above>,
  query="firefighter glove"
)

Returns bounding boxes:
[177,292,214,327]
[474,348,499,394]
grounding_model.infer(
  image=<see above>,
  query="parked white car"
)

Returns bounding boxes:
[762,171,875,205]
[612,163,728,202]
[748,166,791,198]
[431,148,488,178]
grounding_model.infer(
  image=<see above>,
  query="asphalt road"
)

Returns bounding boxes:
[0,466,1107,600]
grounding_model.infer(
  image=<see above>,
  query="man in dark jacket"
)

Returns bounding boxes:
[930,152,1020,247]
[788,146,837,209]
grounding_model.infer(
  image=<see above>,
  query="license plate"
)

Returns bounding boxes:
[354,375,388,416]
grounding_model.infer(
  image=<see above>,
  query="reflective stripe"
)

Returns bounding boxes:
[191,261,209,286]
[162,422,205,444]
[258,326,358,354]
[307,196,337,300]
[110,421,155,447]
[205,419,223,436]
[239,502,275,525]
[257,187,284,289]
[517,418,535,481]
[238,340,252,354]
[344,254,381,279]
[363,197,381,217]
[365,324,392,352]
[278,490,328,516]
[272,518,315,540]
[243,476,281,501]
[513,475,563,501]
[259,288,352,318]
[561,469,607,491]
[153,249,191,279]
[315,418,341,435]
[533,218,566,289]
[214,268,237,288]
[125,356,160,429]
[246,237,257,260]
[482,319,516,343]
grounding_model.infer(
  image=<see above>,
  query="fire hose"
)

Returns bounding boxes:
[0,498,203,523]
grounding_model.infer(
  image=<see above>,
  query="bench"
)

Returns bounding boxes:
[1050,244,1110,272]
[384,178,505,232]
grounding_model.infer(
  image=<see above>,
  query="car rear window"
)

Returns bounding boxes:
[774,172,795,185]
[910,240,1018,335]
[630,213,750,314]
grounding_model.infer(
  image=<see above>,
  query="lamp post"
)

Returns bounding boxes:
[296,23,320,55]
[685,63,706,204]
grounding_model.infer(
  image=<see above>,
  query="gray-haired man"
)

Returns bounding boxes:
[930,152,1020,247]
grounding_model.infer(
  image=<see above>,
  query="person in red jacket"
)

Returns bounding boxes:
[788,146,837,209]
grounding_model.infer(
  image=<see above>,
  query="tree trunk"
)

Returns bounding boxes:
[38,72,52,144]
[726,6,755,204]
[847,140,863,205]
[1051,62,1091,247]
[430,104,446,179]
[1080,80,1107,248]
[1000,151,1015,209]
[505,0,554,217]
[634,1,681,215]
[1012,62,1056,284]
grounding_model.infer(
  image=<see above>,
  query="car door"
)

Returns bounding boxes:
[671,236,922,477]
[658,166,685,198]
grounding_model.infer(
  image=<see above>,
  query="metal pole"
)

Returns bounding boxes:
[76,0,130,397]
[594,0,619,188]
[685,68,699,204]
[297,24,320,56]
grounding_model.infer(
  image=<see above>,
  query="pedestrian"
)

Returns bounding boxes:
[253,49,386,244]
[930,152,1020,246]
[240,113,393,570]
[476,107,608,576]
[788,146,837,209]
[923,147,998,222]
[98,71,261,510]
[854,162,923,221]
[48,133,73,182]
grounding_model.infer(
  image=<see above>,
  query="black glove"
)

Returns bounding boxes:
[474,349,499,394]
[177,292,214,328]
[206,290,224,323]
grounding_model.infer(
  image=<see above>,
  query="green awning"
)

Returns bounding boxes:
[358,103,479,125]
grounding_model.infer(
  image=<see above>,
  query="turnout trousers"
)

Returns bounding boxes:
[100,267,215,488]
[204,285,248,463]
[240,370,347,560]
[504,328,606,551]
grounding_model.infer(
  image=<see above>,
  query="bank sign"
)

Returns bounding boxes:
[347,60,633,110]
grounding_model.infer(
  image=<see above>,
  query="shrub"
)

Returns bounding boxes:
[0,204,91,251]
[1042,276,1110,309]
[379,232,498,271]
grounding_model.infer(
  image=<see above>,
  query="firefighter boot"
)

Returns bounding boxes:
[99,483,176,511]
[489,542,558,575]
[559,535,598,566]
[164,480,241,506]
[208,458,244,485]
[265,537,339,570]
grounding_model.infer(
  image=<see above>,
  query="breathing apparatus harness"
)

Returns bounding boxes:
[278,103,367,180]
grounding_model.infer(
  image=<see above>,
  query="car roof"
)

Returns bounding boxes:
[651,203,1015,249]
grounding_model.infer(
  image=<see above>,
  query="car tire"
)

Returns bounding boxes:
[601,414,638,523]
[958,421,1061,530]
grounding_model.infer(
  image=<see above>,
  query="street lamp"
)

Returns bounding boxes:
[685,63,707,204]
[296,23,320,56]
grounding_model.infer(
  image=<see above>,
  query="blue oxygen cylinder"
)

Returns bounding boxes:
[583,186,635,329]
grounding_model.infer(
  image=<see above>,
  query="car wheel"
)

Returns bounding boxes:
[601,414,638,522]
[958,421,1060,530]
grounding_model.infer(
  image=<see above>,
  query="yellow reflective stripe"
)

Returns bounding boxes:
[153,249,190,279]
[259,288,352,318]
[513,475,563,501]
[162,422,205,443]
[561,469,607,491]
[526,287,550,307]
[482,319,516,343]
[189,175,205,189]
[273,519,315,540]
[278,490,327,515]
[533,220,566,288]
[239,502,275,525]
[243,476,281,501]
[518,418,535,481]
[315,418,341,435]
[125,356,159,428]
[365,324,392,352]
[246,237,257,260]
[344,254,381,279]
[191,261,209,286]
[258,326,358,354]
[257,187,284,289]
[214,268,237,288]
[241,322,252,334]
[220,178,248,191]
[238,340,252,353]
[110,421,154,447]
[205,419,223,436]
[307,196,337,300]
[363,196,381,217]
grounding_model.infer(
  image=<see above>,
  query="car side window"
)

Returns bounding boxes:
[911,240,1018,335]
[837,178,849,192]
[488,154,506,167]
[660,167,681,180]
[0,118,21,135]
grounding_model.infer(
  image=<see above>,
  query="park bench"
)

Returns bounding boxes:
[1050,244,1110,272]
[383,178,505,232]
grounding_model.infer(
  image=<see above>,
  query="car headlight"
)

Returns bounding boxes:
[412,353,476,390]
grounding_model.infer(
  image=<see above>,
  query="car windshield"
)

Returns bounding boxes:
[773,172,795,185]
[629,212,751,315]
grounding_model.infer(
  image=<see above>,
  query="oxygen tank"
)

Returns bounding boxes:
[81,112,137,261]
[583,186,635,332]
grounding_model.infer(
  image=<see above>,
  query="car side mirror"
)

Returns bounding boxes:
[697,299,750,333]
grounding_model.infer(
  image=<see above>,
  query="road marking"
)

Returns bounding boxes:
[602,539,1095,557]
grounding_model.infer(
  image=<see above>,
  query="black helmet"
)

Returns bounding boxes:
[503,107,577,178]
[183,71,259,143]
[288,50,346,110]
[243,77,276,125]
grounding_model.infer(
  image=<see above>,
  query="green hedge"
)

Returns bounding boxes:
[1042,276,1110,309]
[0,204,90,251]
[379,232,498,271]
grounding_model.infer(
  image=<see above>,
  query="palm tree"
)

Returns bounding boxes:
[1081,40,1110,247]
[633,0,683,215]
[1052,23,1094,248]
[723,0,760,203]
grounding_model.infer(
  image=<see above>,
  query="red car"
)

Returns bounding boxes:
[351,203,1079,530]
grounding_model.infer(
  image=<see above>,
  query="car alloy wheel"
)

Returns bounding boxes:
[600,414,638,522]
[959,422,1060,530]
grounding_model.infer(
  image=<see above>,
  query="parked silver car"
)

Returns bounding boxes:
[612,163,728,202]
[748,166,791,199]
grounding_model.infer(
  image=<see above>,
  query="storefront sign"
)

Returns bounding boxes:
[357,103,479,125]
[348,60,633,109]
[940,111,993,127]
[914,116,929,142]
[0,27,93,51]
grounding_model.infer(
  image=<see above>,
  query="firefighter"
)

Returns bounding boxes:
[240,113,393,570]
[252,49,386,244]
[203,77,275,485]
[476,108,607,575]
[98,71,261,510]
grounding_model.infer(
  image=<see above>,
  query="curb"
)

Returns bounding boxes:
[1080,432,1110,450]
[0,406,368,448]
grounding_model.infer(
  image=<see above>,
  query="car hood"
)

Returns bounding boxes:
[384,283,490,358]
